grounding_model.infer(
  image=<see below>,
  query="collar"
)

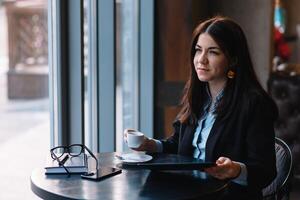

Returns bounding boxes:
[203,85,224,113]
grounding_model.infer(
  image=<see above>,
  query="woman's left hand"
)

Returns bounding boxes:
[204,157,241,180]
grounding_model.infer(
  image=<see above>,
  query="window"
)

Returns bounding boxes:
[49,0,153,153]
[116,0,154,151]
[116,0,140,151]
[0,0,49,199]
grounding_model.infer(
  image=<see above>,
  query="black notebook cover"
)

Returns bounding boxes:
[121,153,216,170]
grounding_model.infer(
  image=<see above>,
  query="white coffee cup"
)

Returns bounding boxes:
[127,131,145,148]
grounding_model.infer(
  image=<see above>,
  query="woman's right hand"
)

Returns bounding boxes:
[123,129,157,152]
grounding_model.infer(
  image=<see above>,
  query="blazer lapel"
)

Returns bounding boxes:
[205,116,225,161]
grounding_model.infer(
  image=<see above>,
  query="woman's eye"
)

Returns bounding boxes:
[209,51,219,55]
[195,48,202,53]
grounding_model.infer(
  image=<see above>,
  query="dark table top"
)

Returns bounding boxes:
[31,152,228,200]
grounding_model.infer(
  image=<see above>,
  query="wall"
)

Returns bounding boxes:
[286,0,300,63]
[208,0,273,89]
[286,0,300,36]
[154,0,210,137]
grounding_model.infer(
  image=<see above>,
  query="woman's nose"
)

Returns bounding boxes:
[198,52,208,64]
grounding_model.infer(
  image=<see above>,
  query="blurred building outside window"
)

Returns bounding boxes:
[0,0,49,199]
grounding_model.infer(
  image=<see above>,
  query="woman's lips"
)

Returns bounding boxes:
[196,68,209,71]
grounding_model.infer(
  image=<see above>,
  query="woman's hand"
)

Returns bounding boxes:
[123,129,157,152]
[204,157,241,180]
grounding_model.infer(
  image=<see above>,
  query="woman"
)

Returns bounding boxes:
[124,16,278,199]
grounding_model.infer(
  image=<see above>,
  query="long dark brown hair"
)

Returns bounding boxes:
[177,16,270,124]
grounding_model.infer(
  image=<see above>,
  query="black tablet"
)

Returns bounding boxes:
[121,153,216,170]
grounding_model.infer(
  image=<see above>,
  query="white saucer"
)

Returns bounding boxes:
[117,153,153,163]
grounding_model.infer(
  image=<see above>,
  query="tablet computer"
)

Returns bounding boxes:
[121,153,215,170]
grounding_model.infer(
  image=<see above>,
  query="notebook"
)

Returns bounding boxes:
[45,153,88,174]
[121,153,216,170]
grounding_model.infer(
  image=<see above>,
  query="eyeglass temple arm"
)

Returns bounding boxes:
[59,154,69,166]
[50,152,70,175]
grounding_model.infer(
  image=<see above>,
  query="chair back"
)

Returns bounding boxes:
[262,137,293,200]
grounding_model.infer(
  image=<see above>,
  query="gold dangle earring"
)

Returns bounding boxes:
[227,57,237,79]
[227,70,235,79]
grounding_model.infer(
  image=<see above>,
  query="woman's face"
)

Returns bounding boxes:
[193,33,229,87]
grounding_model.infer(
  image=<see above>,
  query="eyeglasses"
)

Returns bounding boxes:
[50,144,98,176]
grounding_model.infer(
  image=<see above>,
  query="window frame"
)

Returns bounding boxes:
[48,0,85,147]
[48,0,154,152]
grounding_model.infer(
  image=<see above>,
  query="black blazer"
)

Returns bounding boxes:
[161,92,277,199]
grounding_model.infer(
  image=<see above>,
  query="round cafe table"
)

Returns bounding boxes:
[31,152,228,200]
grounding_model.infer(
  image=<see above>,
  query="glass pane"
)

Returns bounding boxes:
[116,0,139,151]
[83,0,90,149]
[83,0,98,152]
[0,0,49,199]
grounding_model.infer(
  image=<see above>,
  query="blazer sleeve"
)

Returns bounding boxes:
[244,95,277,190]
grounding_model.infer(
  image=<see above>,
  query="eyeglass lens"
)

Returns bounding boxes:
[51,147,64,158]
[69,145,83,156]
